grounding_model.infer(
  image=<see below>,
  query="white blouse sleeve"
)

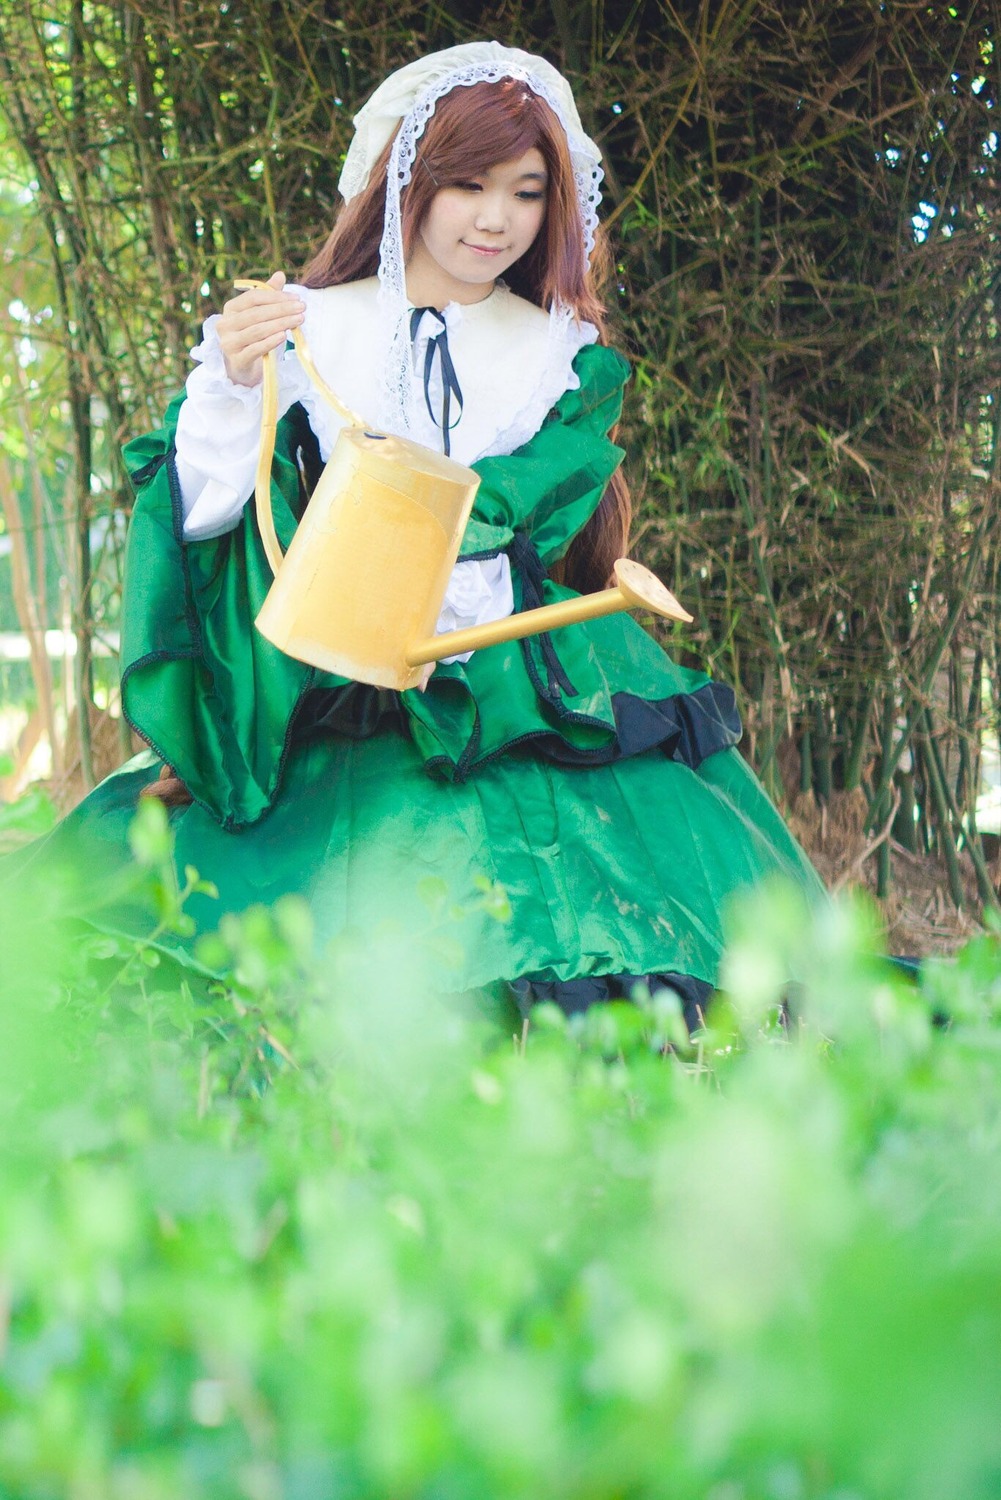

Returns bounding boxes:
[174,314,310,541]
[435,554,514,664]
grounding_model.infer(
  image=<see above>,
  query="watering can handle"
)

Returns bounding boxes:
[233,277,373,578]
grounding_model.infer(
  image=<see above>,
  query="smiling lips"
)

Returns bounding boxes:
[462,242,505,256]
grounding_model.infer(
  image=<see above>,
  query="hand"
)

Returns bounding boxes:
[217,271,305,388]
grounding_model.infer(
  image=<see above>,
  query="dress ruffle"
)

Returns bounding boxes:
[9,732,823,998]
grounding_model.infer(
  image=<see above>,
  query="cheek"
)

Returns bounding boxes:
[424,198,465,247]
[520,202,546,247]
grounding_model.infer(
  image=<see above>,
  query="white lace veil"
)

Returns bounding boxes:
[337,42,604,440]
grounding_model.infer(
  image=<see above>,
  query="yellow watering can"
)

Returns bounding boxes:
[237,278,692,692]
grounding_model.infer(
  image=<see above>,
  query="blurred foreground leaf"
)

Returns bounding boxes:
[1,847,1001,1498]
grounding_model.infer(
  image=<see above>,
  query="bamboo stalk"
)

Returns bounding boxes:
[123,9,185,366]
[69,0,95,791]
[956,646,983,828]
[875,693,896,900]
[926,710,998,912]
[799,725,813,796]
[813,702,833,804]
[10,350,64,775]
[843,679,878,792]
[920,718,965,912]
[894,770,917,854]
[0,453,58,776]
[865,492,996,833]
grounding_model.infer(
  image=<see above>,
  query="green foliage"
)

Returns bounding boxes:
[3,822,1001,1496]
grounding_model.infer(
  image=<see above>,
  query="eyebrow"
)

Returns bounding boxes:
[517,170,548,182]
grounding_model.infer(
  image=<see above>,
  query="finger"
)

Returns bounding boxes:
[219,309,305,345]
[225,280,302,309]
[222,289,305,323]
[239,330,296,361]
[232,272,287,294]
[227,325,295,364]
[220,310,305,349]
[225,328,292,384]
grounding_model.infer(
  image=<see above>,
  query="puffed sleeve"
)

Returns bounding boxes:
[174,314,312,540]
[120,397,325,829]
[458,343,630,563]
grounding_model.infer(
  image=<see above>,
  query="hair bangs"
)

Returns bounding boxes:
[419,81,551,183]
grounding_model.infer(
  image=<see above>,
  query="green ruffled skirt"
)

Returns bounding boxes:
[11,720,823,996]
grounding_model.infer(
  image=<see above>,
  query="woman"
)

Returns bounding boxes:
[9,42,824,1019]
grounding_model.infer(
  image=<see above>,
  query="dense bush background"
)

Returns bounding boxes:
[1,0,999,903]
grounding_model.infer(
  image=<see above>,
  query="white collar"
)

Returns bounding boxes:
[293,278,596,466]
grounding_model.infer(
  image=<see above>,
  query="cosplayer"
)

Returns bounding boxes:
[6,42,823,1017]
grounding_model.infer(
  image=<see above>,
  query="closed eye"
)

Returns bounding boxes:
[452,180,545,200]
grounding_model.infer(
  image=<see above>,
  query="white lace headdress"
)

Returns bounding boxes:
[338,41,604,442]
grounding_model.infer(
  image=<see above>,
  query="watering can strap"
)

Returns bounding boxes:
[255,344,284,577]
[289,326,370,431]
[234,276,375,580]
[232,278,371,431]
[509,532,578,700]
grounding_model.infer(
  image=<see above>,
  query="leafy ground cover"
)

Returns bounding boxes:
[2,801,1001,1499]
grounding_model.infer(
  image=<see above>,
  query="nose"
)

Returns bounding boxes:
[473,191,508,235]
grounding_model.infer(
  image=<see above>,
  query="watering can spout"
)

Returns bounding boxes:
[405,558,693,669]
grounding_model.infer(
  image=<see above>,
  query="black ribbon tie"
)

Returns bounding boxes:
[409,306,464,457]
[508,532,578,703]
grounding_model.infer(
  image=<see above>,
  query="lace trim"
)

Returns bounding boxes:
[375,61,603,443]
[189,312,314,416]
[476,319,598,460]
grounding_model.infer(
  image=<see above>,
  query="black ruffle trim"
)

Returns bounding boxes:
[509,971,714,1035]
[297,678,742,778]
[461,679,742,776]
[602,680,742,769]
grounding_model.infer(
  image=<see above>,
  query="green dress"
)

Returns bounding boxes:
[10,345,823,1009]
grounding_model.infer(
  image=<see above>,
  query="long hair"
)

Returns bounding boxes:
[301,79,630,593]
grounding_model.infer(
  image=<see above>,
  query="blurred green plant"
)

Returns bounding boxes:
[0,783,57,846]
[1,811,1001,1498]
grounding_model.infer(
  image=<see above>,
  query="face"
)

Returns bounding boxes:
[406,147,548,306]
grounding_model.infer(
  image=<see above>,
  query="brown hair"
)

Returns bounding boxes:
[301,78,630,592]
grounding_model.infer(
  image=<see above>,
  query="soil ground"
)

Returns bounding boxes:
[786,784,983,958]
